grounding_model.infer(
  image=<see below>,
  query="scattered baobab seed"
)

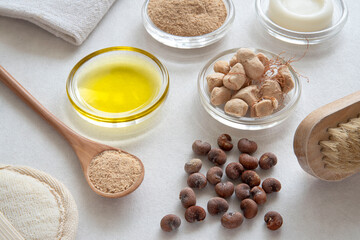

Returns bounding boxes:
[237,138,258,154]
[225,162,244,180]
[184,158,202,174]
[187,173,207,189]
[206,166,223,185]
[264,211,283,230]
[235,183,251,201]
[250,186,267,205]
[192,140,211,155]
[160,214,181,232]
[185,206,206,223]
[239,153,258,170]
[215,181,234,198]
[175,134,284,232]
[259,152,278,170]
[262,178,282,193]
[240,199,258,219]
[241,170,261,187]
[207,197,229,216]
[179,187,196,208]
[208,148,227,166]
[217,134,233,151]
[221,212,244,229]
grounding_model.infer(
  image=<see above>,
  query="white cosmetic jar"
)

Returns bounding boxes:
[255,0,348,45]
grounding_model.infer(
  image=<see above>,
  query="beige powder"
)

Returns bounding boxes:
[147,0,227,37]
[89,150,142,194]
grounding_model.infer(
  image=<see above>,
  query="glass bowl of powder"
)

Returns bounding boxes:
[142,0,235,49]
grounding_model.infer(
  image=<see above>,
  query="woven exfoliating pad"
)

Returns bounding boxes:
[0,164,78,240]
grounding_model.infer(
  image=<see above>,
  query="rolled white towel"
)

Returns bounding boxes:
[0,0,116,45]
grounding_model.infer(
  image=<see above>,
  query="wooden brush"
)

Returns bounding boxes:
[293,91,360,181]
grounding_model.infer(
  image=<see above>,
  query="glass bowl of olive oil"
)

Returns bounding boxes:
[66,47,169,127]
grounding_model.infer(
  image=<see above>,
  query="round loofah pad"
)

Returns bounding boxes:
[0,164,78,240]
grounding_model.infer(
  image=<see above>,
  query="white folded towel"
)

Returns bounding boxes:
[0,0,116,45]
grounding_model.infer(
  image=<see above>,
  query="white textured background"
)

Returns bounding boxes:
[0,0,359,239]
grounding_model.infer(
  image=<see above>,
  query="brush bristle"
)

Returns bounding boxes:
[320,116,360,174]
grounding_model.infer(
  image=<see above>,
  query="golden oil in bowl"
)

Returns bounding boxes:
[77,54,161,113]
[67,47,169,127]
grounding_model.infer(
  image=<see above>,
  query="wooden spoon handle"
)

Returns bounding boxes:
[0,66,81,145]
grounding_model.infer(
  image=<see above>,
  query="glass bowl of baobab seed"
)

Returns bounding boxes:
[197,48,301,130]
[142,0,235,49]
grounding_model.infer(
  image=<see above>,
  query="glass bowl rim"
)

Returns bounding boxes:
[197,48,302,129]
[66,46,169,124]
[255,0,348,41]
[141,0,235,48]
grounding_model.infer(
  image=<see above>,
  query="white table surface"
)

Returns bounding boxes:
[0,1,359,239]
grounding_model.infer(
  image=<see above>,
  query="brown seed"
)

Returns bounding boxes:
[217,134,233,151]
[206,166,223,185]
[187,173,207,189]
[250,186,267,205]
[240,199,258,219]
[192,140,211,155]
[259,152,278,170]
[207,197,229,215]
[239,153,258,170]
[262,178,281,193]
[241,170,261,188]
[185,206,206,223]
[225,162,244,180]
[221,212,244,229]
[237,138,257,154]
[264,211,283,230]
[215,181,234,198]
[208,148,227,166]
[184,158,202,174]
[160,214,181,232]
[179,187,196,208]
[235,183,251,201]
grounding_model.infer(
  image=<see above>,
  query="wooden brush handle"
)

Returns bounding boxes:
[294,91,360,181]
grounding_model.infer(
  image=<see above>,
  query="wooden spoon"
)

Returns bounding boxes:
[293,91,360,181]
[0,66,144,198]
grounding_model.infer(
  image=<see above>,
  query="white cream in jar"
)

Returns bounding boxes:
[268,0,334,32]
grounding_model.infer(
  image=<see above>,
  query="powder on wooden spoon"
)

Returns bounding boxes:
[147,0,227,37]
[88,150,142,194]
